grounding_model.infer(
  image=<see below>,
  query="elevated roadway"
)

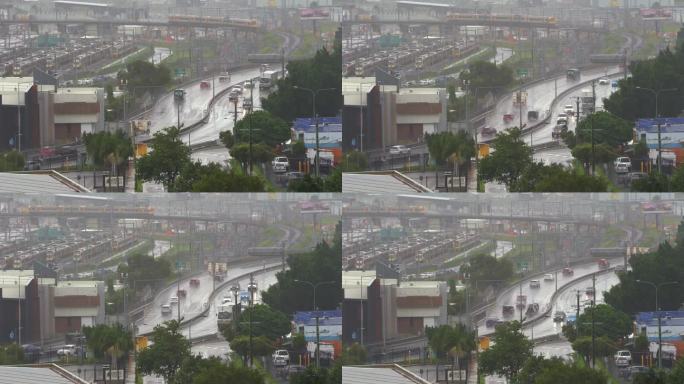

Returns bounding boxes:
[0,17,262,31]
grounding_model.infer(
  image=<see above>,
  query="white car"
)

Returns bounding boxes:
[614,350,632,367]
[161,304,172,315]
[543,273,554,281]
[233,85,244,94]
[598,78,609,85]
[564,105,575,115]
[614,156,631,169]
[57,345,76,357]
[272,156,289,173]
[388,145,410,155]
[170,296,179,304]
[272,349,290,366]
[615,163,630,174]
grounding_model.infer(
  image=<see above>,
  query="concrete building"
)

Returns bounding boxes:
[52,87,105,143]
[343,77,447,152]
[53,280,106,333]
[0,77,40,152]
[0,270,104,344]
[342,270,447,344]
[0,76,105,149]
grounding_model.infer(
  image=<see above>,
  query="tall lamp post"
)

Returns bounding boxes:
[636,280,678,369]
[292,86,337,177]
[634,87,677,173]
[293,279,336,368]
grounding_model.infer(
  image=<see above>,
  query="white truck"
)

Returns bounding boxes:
[259,70,279,90]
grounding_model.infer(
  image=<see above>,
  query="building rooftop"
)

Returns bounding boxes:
[0,171,91,193]
[343,365,430,384]
[56,280,103,288]
[342,171,433,193]
[0,364,89,384]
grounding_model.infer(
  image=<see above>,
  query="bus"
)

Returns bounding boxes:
[259,70,279,90]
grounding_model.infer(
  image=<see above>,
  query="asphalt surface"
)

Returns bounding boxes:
[148,67,260,134]
[532,73,621,165]
[480,65,620,141]
[477,256,625,336]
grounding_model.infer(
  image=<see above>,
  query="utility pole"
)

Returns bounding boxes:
[519,282,523,323]
[591,273,596,368]
[576,97,581,122]
[576,290,581,336]
[248,78,254,176]
[590,80,596,175]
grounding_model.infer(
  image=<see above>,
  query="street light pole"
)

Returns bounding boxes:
[636,280,678,369]
[294,280,336,368]
[635,87,677,173]
[293,86,336,178]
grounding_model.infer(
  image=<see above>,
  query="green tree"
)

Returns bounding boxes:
[462,253,514,287]
[83,131,133,171]
[136,320,191,383]
[575,304,632,341]
[136,126,191,190]
[192,358,265,384]
[426,324,475,360]
[338,151,368,172]
[219,130,235,149]
[230,335,274,361]
[604,242,684,315]
[571,336,618,363]
[632,172,672,192]
[229,143,275,169]
[0,151,25,171]
[232,110,291,147]
[292,141,307,157]
[532,357,608,384]
[667,357,684,384]
[479,128,533,191]
[83,323,133,368]
[604,44,684,121]
[236,304,291,341]
[262,36,342,122]
[121,59,172,88]
[570,143,618,167]
[478,321,533,382]
[118,253,172,293]
[289,365,337,384]
[0,344,24,364]
[340,343,367,365]
[514,163,609,192]
[575,112,633,148]
[171,161,265,192]
[459,60,514,90]
[261,224,342,315]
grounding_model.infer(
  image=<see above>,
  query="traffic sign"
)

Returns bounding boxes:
[175,68,186,77]
[517,68,528,77]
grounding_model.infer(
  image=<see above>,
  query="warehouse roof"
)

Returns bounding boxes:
[0,364,89,384]
[0,171,90,193]
[342,171,433,193]
[343,365,430,384]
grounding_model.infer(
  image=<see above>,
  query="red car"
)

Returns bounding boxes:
[177,289,187,298]
[562,267,574,276]
[503,114,514,123]
[200,81,210,89]
[190,279,200,287]
[598,258,610,269]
